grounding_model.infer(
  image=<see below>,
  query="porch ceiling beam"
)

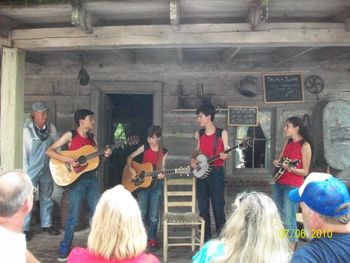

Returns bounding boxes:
[12,23,350,51]
[170,0,180,29]
[71,3,94,33]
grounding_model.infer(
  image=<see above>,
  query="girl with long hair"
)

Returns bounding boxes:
[273,116,313,250]
[193,192,291,263]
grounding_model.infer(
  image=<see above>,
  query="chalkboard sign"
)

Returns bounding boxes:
[263,73,304,103]
[227,106,258,126]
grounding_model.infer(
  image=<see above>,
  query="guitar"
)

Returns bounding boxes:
[122,161,191,193]
[50,136,139,186]
[273,157,300,181]
[193,137,253,179]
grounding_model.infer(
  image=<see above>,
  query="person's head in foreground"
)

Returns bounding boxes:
[214,192,290,263]
[88,185,147,260]
[0,169,34,222]
[68,185,158,263]
[289,172,350,238]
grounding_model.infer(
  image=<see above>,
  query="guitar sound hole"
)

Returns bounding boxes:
[134,171,145,186]
[77,156,87,165]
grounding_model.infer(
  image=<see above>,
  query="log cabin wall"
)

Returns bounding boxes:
[20,57,350,215]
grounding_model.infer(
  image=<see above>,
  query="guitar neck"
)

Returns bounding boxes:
[85,143,122,161]
[146,168,178,178]
[207,145,238,164]
[84,136,139,161]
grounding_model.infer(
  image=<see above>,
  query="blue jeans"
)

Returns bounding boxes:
[273,183,299,243]
[59,171,100,255]
[196,167,226,241]
[137,180,163,241]
[24,170,54,231]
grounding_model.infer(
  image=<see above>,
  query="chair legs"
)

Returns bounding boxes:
[163,221,168,263]
[200,220,205,247]
[191,225,195,251]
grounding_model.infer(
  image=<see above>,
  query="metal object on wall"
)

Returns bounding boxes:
[313,98,350,170]
[304,75,324,100]
[178,83,211,108]
[239,76,259,97]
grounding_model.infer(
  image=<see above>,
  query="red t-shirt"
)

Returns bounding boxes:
[67,247,160,263]
[142,146,168,169]
[69,130,95,150]
[277,140,304,187]
[199,130,225,167]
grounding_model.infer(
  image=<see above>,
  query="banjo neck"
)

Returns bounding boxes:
[207,145,238,164]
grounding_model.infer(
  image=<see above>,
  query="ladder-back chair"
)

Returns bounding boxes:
[163,177,205,263]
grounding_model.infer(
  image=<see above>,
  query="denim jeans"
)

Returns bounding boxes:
[59,171,100,255]
[273,182,299,243]
[24,170,54,231]
[137,180,163,241]
[196,167,226,242]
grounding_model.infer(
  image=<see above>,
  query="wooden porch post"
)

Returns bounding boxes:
[0,47,25,171]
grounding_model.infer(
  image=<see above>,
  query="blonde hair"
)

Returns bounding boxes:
[213,192,291,263]
[87,185,147,260]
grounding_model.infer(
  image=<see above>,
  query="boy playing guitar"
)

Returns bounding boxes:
[46,109,111,261]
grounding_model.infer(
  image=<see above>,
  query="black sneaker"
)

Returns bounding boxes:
[23,231,32,241]
[42,226,60,235]
[57,252,68,262]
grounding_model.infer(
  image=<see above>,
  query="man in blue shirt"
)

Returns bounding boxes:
[289,172,350,263]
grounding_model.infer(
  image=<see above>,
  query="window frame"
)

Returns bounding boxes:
[231,108,275,174]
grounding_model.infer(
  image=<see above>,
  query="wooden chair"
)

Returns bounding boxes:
[163,177,205,263]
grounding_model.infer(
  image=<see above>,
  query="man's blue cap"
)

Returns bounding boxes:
[289,172,350,217]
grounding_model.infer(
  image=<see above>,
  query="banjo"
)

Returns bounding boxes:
[192,137,252,179]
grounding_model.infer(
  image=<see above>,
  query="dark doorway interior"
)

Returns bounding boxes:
[106,94,153,188]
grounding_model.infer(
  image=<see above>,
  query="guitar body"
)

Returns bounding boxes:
[122,161,155,193]
[49,145,99,186]
[273,157,300,181]
[273,167,285,181]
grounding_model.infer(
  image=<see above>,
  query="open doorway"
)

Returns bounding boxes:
[105,94,153,189]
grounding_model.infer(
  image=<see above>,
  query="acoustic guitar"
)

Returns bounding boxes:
[193,137,252,179]
[273,157,300,181]
[122,161,190,193]
[50,136,139,186]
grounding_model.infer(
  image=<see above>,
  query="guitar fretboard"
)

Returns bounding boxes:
[83,138,139,161]
[207,145,239,164]
[146,169,179,177]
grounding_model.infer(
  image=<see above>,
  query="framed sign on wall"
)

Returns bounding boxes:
[227,106,258,126]
[263,73,304,103]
